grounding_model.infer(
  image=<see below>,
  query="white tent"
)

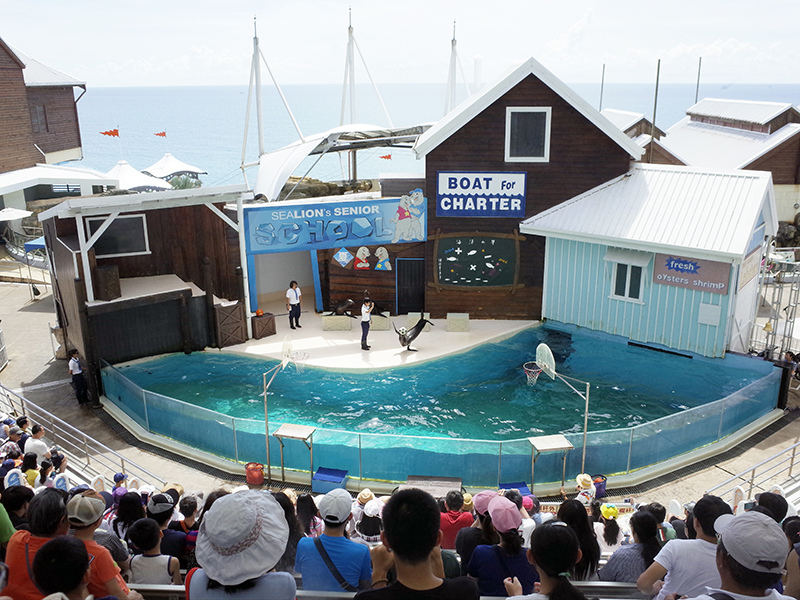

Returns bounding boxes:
[105,160,172,192]
[143,153,207,179]
[0,207,33,222]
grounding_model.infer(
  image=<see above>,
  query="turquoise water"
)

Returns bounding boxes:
[115,325,771,441]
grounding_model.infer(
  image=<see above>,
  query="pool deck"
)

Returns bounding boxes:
[222,297,536,370]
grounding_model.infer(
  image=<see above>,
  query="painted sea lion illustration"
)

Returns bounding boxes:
[327,299,358,318]
[393,317,435,351]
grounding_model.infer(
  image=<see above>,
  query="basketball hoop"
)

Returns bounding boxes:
[289,351,309,374]
[523,362,542,386]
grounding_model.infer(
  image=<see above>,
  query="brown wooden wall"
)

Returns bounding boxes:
[644,142,686,166]
[747,134,800,184]
[26,86,82,155]
[424,74,633,320]
[43,218,85,354]
[51,204,242,302]
[316,241,425,314]
[0,47,40,174]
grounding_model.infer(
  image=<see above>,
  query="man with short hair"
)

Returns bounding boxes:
[1,485,34,530]
[683,510,792,600]
[439,490,473,550]
[757,492,789,523]
[0,426,22,458]
[25,424,51,464]
[32,535,92,600]
[145,492,187,566]
[295,488,372,591]
[638,494,733,600]
[356,488,480,599]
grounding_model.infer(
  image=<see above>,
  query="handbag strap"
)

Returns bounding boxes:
[493,545,514,580]
[314,537,358,592]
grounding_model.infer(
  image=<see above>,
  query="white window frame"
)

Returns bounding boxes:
[86,214,151,259]
[505,107,552,163]
[610,262,644,303]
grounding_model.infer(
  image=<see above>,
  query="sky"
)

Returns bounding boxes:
[2,0,800,87]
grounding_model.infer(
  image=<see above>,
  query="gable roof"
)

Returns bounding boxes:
[601,108,646,133]
[660,117,800,170]
[0,37,25,69]
[519,163,775,262]
[687,98,794,127]
[10,46,85,88]
[413,57,643,160]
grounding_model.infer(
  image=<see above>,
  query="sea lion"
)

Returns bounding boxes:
[393,317,435,351]
[327,299,357,318]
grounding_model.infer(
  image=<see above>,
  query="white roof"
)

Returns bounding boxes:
[0,164,117,197]
[519,163,776,262]
[687,98,793,126]
[39,184,250,221]
[414,57,643,160]
[660,117,800,170]
[143,153,207,179]
[10,46,85,88]
[0,207,33,222]
[105,160,172,192]
[601,108,645,133]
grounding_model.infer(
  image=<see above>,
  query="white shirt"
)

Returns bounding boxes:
[686,588,793,600]
[361,303,372,322]
[594,520,623,554]
[286,287,301,304]
[69,357,82,375]
[25,437,49,463]
[653,538,720,600]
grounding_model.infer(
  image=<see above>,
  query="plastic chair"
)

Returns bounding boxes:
[91,474,106,493]
[52,473,70,492]
[3,468,24,489]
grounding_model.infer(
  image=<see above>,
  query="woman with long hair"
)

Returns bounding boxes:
[21,452,38,487]
[186,489,229,569]
[556,499,600,580]
[273,491,304,573]
[37,459,53,487]
[592,502,623,553]
[598,510,660,582]
[468,495,539,596]
[108,491,146,541]
[505,521,589,600]
[295,493,322,537]
[456,490,500,575]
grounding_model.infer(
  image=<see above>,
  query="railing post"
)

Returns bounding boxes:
[748,467,756,498]
[83,435,90,465]
[497,442,503,489]
[791,446,798,479]
[717,401,726,442]
[627,428,634,473]
[49,415,58,450]
[142,389,150,431]
[232,417,239,463]
[358,434,363,484]
[121,456,126,475]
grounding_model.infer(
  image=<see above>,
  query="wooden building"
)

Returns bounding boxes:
[0,37,84,175]
[39,186,247,400]
[412,57,643,319]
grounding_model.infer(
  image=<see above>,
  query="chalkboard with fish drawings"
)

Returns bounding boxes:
[429,230,526,292]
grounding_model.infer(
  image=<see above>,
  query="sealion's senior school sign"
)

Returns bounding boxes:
[436,171,526,218]
[652,253,730,295]
[244,192,427,255]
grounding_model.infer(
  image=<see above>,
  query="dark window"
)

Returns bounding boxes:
[506,108,551,162]
[87,215,150,258]
[30,105,48,133]
[614,264,628,297]
[613,263,643,301]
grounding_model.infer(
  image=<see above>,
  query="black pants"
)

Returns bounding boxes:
[361,321,370,347]
[289,304,301,327]
[72,373,88,404]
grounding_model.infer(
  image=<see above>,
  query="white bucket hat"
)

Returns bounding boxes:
[196,490,289,585]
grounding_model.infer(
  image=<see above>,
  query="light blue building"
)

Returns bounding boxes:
[520,163,777,358]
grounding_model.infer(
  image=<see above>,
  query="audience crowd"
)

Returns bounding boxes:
[0,419,798,600]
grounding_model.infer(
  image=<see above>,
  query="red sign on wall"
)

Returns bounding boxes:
[652,253,730,295]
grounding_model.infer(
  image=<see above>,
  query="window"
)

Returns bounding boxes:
[86,214,150,259]
[30,105,48,133]
[613,263,643,300]
[505,107,551,162]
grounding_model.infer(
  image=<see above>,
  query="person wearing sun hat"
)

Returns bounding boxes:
[683,510,792,600]
[295,488,372,592]
[594,502,624,553]
[456,490,499,575]
[574,473,596,505]
[350,487,375,534]
[187,490,296,598]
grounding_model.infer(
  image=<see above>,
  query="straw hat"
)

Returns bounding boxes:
[462,493,474,512]
[196,491,288,585]
[357,488,374,505]
[576,473,593,489]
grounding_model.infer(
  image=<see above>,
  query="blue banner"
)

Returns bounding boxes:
[244,191,427,254]
[436,171,526,218]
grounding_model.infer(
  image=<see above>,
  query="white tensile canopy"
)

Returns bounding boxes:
[105,160,172,192]
[143,153,207,179]
[0,207,33,222]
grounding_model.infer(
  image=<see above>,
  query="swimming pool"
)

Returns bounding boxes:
[101,322,781,487]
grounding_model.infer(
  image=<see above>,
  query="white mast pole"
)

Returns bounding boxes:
[445,21,457,115]
[254,18,265,157]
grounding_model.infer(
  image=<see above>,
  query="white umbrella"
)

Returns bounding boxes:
[143,153,206,179]
[0,207,33,222]
[105,160,172,192]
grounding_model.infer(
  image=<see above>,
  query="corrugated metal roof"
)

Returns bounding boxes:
[601,108,644,133]
[0,164,114,197]
[10,46,84,87]
[660,117,800,170]
[520,164,776,261]
[414,57,643,160]
[687,98,792,126]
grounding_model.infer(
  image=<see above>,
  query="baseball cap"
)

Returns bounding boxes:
[67,491,106,526]
[714,511,786,574]
[147,493,176,515]
[473,490,498,516]
[113,472,127,483]
[318,488,352,525]
[522,495,534,511]
[488,495,522,533]
[7,426,22,436]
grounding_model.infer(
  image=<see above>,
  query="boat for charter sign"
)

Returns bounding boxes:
[436,171,526,218]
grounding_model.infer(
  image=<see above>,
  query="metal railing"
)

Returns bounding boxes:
[0,382,165,488]
[705,440,800,501]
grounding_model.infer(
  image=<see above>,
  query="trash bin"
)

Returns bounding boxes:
[592,474,607,498]
[245,462,264,486]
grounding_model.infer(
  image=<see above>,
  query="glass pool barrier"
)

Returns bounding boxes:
[100,359,781,488]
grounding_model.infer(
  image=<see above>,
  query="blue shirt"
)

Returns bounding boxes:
[468,544,539,597]
[295,534,372,592]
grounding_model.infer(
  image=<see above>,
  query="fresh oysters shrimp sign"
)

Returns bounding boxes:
[652,253,731,294]
[244,192,427,254]
[436,172,527,218]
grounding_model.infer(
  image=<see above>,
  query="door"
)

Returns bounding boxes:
[396,258,425,314]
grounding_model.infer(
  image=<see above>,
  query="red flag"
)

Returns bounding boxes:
[100,129,119,137]
[154,131,166,137]
[379,154,392,160]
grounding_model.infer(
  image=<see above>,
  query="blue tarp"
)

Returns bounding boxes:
[23,236,45,253]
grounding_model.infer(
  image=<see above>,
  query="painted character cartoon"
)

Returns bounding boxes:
[374,246,391,270]
[391,188,425,243]
[354,246,371,269]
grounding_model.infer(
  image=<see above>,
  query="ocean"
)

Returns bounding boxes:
[76,82,800,188]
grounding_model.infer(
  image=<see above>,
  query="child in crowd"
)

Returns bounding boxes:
[169,495,199,533]
[21,452,38,487]
[127,518,182,585]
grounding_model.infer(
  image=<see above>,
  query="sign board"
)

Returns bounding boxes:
[652,254,730,295]
[244,191,427,254]
[436,235,517,287]
[436,171,526,218]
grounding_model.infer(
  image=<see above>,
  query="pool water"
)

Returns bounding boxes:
[116,325,769,441]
